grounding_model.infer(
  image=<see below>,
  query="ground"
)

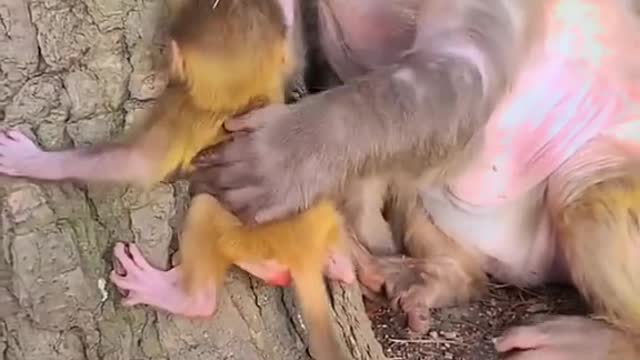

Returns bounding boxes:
[371,283,587,360]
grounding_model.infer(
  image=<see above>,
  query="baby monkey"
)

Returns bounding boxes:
[0,0,353,359]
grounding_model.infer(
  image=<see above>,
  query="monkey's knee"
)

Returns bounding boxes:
[555,174,640,329]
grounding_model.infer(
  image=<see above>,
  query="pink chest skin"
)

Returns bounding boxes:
[422,0,640,284]
[449,62,634,207]
[449,0,640,207]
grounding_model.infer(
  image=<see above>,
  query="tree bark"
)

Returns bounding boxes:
[0,1,386,359]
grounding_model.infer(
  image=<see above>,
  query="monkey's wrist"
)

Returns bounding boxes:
[48,152,71,180]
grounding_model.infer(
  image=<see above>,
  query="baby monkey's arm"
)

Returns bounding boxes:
[0,113,172,186]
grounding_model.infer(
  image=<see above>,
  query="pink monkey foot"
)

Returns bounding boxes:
[110,242,217,318]
[324,250,356,284]
[0,130,62,180]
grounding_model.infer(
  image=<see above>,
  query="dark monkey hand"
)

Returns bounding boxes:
[191,103,338,224]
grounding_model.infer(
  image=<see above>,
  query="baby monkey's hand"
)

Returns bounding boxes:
[0,130,63,180]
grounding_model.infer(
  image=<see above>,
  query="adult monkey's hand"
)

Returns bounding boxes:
[190,100,341,224]
[494,316,628,360]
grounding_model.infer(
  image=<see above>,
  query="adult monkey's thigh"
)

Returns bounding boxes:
[497,140,640,359]
[558,173,640,330]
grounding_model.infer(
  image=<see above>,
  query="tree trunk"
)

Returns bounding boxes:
[0,1,386,359]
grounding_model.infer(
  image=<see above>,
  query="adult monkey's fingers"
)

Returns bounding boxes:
[223,104,288,132]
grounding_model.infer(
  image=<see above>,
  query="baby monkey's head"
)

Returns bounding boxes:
[167,0,295,111]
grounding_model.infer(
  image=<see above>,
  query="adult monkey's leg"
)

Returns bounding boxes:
[497,140,640,359]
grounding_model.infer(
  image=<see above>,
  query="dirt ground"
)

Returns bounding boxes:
[369,282,588,360]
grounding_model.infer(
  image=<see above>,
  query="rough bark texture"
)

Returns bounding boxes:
[0,1,386,359]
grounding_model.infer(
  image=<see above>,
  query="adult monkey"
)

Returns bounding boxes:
[189,0,640,359]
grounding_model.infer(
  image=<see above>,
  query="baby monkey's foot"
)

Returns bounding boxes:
[324,250,357,285]
[0,130,62,179]
[495,315,618,360]
[110,242,217,317]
